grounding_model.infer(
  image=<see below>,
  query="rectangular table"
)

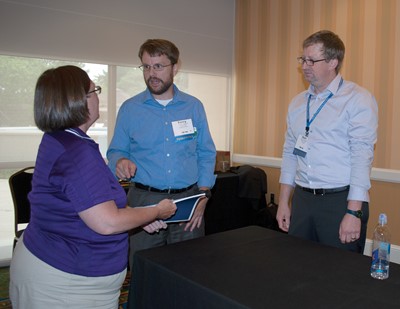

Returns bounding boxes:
[131,226,400,309]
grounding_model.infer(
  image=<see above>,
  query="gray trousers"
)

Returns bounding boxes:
[127,184,205,265]
[289,186,369,253]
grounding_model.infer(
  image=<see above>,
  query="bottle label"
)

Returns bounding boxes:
[372,242,390,263]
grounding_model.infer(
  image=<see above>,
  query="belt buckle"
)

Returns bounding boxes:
[313,188,325,196]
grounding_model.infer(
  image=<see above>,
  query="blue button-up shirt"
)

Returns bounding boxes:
[107,85,216,190]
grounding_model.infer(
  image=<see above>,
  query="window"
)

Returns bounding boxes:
[0,55,108,163]
[115,65,230,151]
[0,55,230,261]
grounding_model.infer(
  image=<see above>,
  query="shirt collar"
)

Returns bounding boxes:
[64,127,93,141]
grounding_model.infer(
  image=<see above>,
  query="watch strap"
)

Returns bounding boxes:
[346,209,363,219]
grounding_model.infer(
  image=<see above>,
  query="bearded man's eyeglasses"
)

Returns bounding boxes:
[138,63,173,72]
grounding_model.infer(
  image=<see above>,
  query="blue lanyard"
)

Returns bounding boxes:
[305,78,343,136]
[305,93,333,136]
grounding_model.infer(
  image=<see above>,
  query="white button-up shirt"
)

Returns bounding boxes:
[280,74,378,202]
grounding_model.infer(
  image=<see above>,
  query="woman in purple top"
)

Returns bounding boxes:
[9,65,176,309]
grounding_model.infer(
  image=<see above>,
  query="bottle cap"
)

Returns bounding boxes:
[379,213,387,225]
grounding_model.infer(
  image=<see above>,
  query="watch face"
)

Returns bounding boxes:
[356,210,363,218]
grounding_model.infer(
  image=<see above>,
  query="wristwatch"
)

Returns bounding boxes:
[346,209,363,219]
[199,189,212,199]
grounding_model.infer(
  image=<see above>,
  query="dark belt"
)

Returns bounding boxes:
[297,185,350,196]
[134,182,196,194]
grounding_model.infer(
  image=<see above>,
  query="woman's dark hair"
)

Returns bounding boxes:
[138,39,180,65]
[34,65,91,132]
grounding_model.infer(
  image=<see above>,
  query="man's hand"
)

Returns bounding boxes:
[339,200,362,243]
[116,158,137,180]
[276,184,293,232]
[276,202,291,232]
[184,197,208,232]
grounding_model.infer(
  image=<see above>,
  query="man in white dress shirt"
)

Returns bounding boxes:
[277,30,378,253]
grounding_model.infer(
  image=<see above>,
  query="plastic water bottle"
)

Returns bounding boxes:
[370,213,391,280]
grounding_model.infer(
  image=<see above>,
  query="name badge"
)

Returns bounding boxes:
[172,119,196,142]
[293,134,308,157]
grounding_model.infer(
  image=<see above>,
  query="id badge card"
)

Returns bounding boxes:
[172,119,196,142]
[293,134,308,157]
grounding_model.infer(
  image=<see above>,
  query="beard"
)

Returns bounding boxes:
[145,74,174,96]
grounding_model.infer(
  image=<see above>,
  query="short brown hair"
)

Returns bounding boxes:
[138,39,180,65]
[303,30,345,73]
[34,65,91,132]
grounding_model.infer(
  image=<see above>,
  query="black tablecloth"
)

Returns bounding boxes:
[131,226,400,309]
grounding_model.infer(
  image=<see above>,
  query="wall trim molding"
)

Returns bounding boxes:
[364,240,400,265]
[232,154,400,183]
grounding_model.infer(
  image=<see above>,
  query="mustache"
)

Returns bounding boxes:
[147,77,163,83]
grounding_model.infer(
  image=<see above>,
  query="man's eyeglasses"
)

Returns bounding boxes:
[297,57,327,66]
[138,63,173,72]
[88,85,102,95]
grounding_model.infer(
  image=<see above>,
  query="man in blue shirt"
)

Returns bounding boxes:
[107,39,216,260]
[277,30,378,253]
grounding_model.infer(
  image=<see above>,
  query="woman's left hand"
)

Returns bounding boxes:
[143,220,168,233]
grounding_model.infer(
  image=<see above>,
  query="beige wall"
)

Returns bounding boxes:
[234,0,400,244]
[234,0,400,170]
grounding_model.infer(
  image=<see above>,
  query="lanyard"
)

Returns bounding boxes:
[305,93,332,136]
[305,78,343,136]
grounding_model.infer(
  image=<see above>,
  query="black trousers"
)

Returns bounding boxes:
[289,186,369,253]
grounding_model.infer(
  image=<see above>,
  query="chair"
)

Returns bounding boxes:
[8,166,34,249]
